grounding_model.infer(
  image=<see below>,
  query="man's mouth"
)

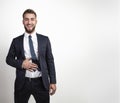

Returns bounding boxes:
[27,24,33,28]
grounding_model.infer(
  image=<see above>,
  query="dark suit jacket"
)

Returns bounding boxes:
[6,33,56,90]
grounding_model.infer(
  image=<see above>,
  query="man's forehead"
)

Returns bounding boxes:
[24,13,36,18]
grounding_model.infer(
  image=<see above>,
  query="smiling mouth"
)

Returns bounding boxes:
[24,25,35,33]
[27,25,33,27]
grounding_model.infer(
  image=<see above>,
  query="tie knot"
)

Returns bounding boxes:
[29,35,32,39]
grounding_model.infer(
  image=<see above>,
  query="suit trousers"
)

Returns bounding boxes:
[14,77,49,103]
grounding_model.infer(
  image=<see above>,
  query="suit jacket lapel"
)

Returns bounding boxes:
[19,34,25,59]
[37,33,42,60]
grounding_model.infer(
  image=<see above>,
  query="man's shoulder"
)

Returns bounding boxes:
[13,34,24,40]
[36,33,49,41]
[37,33,48,38]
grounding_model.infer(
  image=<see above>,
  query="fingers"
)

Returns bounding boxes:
[22,58,38,71]
[49,84,56,95]
[29,63,37,68]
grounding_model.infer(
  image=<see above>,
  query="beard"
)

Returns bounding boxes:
[24,26,36,34]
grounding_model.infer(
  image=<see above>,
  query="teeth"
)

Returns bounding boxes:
[28,26,32,28]
[27,25,32,26]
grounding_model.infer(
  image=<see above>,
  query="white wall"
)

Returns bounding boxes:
[0,0,119,103]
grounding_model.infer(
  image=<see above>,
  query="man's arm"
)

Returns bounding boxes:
[6,39,23,69]
[46,37,57,95]
[46,37,56,84]
[6,38,39,71]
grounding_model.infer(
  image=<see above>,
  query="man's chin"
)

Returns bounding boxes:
[26,31,33,34]
[25,27,35,34]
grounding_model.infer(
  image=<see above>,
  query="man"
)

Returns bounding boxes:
[6,9,56,103]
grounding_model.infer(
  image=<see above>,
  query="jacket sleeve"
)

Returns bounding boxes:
[46,37,56,84]
[6,39,23,69]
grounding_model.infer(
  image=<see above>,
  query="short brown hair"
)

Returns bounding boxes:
[23,9,37,18]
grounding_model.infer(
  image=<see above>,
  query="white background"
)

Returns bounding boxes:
[0,0,119,103]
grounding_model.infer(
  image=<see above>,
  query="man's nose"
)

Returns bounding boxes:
[28,20,32,24]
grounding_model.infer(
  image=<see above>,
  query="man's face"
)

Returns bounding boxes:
[23,13,37,34]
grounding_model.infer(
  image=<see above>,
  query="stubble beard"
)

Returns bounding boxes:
[24,26,36,34]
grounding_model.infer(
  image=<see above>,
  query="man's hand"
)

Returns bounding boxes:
[22,58,38,71]
[49,84,56,95]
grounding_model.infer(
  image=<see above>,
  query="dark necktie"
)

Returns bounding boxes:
[29,35,37,60]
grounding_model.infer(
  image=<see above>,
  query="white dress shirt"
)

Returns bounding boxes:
[24,31,42,78]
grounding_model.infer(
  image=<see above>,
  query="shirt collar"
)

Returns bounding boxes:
[24,31,37,39]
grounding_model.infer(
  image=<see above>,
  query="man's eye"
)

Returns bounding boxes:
[24,18,29,21]
[31,18,35,21]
